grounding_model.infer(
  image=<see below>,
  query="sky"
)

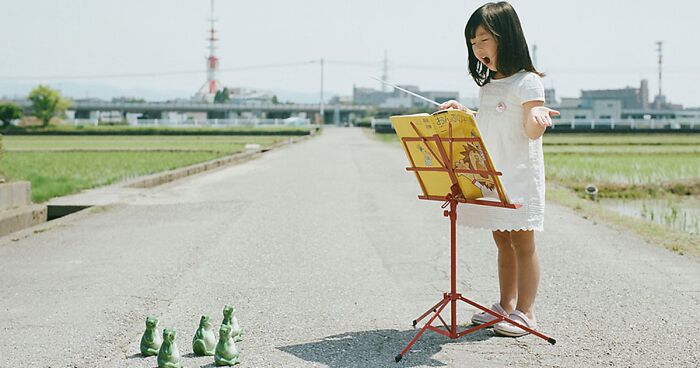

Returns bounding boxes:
[1,0,699,106]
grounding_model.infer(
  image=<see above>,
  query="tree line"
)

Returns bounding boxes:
[0,85,71,128]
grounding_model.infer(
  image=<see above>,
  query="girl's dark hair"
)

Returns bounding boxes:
[464,2,542,86]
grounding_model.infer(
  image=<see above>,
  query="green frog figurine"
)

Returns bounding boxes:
[192,315,216,356]
[140,316,162,357]
[157,328,182,368]
[222,305,244,342]
[215,324,240,366]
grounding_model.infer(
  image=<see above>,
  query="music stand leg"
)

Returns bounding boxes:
[395,296,450,362]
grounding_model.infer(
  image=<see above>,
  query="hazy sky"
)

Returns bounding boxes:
[1,0,699,106]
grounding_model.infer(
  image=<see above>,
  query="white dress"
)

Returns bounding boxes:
[458,70,546,232]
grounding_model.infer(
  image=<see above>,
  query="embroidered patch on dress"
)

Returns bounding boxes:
[496,102,507,113]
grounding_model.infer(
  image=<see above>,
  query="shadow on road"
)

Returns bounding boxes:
[277,327,494,367]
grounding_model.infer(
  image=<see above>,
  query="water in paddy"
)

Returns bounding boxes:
[599,196,700,235]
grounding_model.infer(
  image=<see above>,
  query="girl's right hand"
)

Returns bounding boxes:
[437,99,465,111]
[438,100,476,116]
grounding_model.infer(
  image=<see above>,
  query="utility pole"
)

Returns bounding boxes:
[655,41,663,98]
[319,58,325,124]
[532,44,538,69]
[381,49,389,92]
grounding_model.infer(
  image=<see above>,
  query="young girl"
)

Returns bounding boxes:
[438,1,559,337]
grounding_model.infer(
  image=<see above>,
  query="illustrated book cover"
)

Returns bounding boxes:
[390,109,510,203]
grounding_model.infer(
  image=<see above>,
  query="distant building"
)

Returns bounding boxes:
[579,80,649,110]
[329,95,354,105]
[226,87,276,105]
[550,78,689,123]
[544,88,557,105]
[423,90,461,105]
[352,84,458,108]
[352,86,389,106]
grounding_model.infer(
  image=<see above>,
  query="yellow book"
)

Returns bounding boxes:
[390,109,510,203]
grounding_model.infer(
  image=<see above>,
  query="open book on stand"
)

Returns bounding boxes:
[390,109,511,204]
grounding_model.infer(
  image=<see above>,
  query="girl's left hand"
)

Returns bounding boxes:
[529,106,560,127]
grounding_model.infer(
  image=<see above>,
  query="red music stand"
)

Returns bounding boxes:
[394,119,555,363]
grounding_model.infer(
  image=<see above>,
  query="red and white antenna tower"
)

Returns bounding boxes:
[197,0,223,100]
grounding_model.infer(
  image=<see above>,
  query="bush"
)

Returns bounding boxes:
[0,103,23,127]
[355,117,372,128]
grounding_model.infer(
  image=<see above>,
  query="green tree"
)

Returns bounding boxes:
[28,85,71,127]
[214,87,231,103]
[0,103,23,127]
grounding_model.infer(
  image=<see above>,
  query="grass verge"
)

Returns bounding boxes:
[547,185,699,257]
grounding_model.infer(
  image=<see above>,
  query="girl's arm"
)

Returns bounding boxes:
[522,101,560,140]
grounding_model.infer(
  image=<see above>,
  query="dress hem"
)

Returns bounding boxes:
[461,224,544,232]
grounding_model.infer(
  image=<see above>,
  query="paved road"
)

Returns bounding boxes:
[1,127,698,367]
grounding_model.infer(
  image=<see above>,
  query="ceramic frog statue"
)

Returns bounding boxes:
[222,305,244,342]
[157,328,182,368]
[140,316,162,357]
[192,315,217,356]
[214,324,240,366]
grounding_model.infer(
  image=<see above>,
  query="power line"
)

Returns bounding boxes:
[1,61,698,82]
[0,69,203,81]
[0,61,318,81]
[221,61,318,71]
[0,60,467,81]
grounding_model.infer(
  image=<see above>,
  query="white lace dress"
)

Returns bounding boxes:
[458,70,546,232]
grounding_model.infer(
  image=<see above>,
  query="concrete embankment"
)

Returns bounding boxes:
[0,181,47,237]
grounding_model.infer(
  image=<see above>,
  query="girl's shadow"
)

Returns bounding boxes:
[277,327,493,368]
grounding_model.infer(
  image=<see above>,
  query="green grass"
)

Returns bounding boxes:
[544,134,700,198]
[3,135,280,153]
[2,151,221,203]
[545,152,700,191]
[1,124,314,136]
[544,145,700,154]
[0,135,288,203]
[543,133,700,145]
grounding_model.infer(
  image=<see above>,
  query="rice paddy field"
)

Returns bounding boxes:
[371,130,700,255]
[542,133,700,249]
[544,134,700,194]
[0,135,290,203]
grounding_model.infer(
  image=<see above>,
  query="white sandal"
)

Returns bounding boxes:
[493,309,537,337]
[471,303,507,326]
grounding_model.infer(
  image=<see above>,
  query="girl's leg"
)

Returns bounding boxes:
[492,230,517,313]
[510,230,540,320]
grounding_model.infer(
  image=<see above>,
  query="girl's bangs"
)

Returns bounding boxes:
[465,14,483,39]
